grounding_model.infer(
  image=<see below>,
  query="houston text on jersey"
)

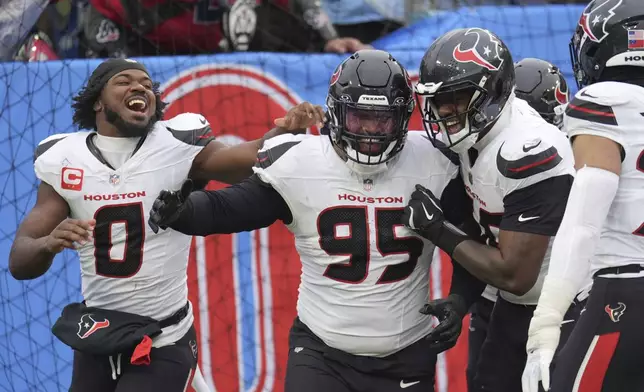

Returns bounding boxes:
[337,194,404,204]
[83,191,147,201]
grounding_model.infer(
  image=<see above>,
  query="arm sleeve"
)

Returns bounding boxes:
[547,166,619,296]
[534,166,619,323]
[170,175,293,236]
[500,174,573,236]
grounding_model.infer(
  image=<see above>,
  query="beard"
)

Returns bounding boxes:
[105,105,157,138]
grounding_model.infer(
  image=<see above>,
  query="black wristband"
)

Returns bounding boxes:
[432,221,470,256]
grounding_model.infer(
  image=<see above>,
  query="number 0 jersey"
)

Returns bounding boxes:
[33,113,213,347]
[456,97,576,305]
[565,81,644,275]
[253,131,460,357]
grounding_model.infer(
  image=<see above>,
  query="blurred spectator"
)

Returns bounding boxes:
[79,0,369,58]
[256,0,370,53]
[0,0,52,60]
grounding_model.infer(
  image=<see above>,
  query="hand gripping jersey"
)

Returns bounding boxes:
[33,113,213,347]
[457,97,576,305]
[253,131,459,357]
[565,81,644,275]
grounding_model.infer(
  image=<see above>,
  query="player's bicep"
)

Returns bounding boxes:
[571,134,622,175]
[497,229,550,287]
[500,174,573,236]
[16,182,69,239]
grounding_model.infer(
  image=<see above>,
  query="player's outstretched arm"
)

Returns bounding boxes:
[9,183,94,280]
[190,102,325,184]
[149,175,292,236]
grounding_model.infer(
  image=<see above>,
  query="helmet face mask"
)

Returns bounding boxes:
[417,80,488,150]
[326,50,414,169]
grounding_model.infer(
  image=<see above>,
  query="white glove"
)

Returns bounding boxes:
[522,338,556,392]
[522,278,572,392]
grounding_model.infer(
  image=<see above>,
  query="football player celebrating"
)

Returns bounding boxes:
[148,49,483,392]
[523,1,644,391]
[8,58,310,392]
[404,28,585,392]
[464,56,576,392]
[515,58,569,130]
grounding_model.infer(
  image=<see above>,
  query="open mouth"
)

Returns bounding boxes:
[358,138,384,154]
[444,118,462,134]
[125,96,148,113]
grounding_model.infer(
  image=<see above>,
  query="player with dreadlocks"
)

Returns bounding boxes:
[8,57,321,391]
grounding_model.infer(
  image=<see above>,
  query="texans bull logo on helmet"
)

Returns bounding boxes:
[452,28,506,71]
[77,313,110,339]
[578,0,623,43]
[329,64,342,86]
[554,81,569,105]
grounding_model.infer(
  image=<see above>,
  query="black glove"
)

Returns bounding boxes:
[402,184,468,255]
[421,294,468,353]
[148,180,194,234]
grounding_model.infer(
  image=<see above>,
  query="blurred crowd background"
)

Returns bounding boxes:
[2,0,590,62]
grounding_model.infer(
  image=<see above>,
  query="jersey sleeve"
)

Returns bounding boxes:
[252,133,310,185]
[496,130,575,235]
[564,82,628,149]
[33,133,69,187]
[163,112,215,158]
[252,133,311,228]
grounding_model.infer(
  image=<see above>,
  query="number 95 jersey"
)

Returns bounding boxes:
[33,113,213,347]
[253,131,460,357]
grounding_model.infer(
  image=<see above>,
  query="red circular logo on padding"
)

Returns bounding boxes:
[160,64,318,142]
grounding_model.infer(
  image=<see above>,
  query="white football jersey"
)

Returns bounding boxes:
[34,113,213,347]
[565,81,644,275]
[456,97,576,305]
[253,131,459,357]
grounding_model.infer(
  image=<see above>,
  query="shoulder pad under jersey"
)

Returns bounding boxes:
[162,112,214,147]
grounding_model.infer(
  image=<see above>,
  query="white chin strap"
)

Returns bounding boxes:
[445,120,478,154]
[343,141,396,176]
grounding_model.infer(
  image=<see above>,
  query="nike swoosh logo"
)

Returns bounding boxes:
[421,204,434,220]
[561,320,574,325]
[199,117,206,125]
[522,140,541,153]
[400,380,420,388]
[518,214,540,222]
[580,90,597,99]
